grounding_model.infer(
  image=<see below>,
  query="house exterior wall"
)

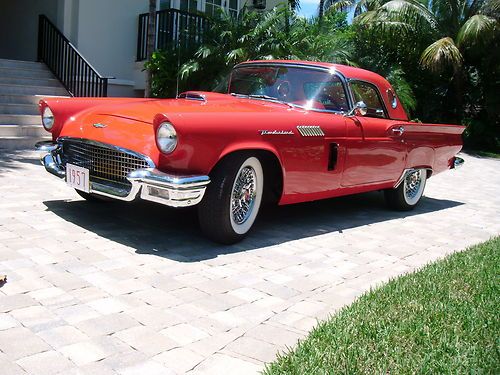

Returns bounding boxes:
[75,0,148,96]
[0,0,286,96]
[0,0,61,61]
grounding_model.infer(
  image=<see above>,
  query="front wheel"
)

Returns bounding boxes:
[198,154,264,244]
[384,169,427,211]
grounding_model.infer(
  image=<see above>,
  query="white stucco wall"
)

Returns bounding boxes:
[0,0,61,61]
[74,0,149,96]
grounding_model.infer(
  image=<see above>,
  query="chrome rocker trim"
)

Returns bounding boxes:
[36,141,210,208]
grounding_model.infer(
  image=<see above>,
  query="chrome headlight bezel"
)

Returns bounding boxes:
[156,122,178,154]
[42,107,54,130]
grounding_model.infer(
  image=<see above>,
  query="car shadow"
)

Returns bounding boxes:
[0,150,41,174]
[43,191,463,262]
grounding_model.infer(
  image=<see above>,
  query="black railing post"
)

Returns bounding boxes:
[37,14,110,97]
[136,9,209,61]
[37,15,43,62]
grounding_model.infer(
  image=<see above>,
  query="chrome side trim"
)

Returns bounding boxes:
[297,125,325,137]
[452,156,464,169]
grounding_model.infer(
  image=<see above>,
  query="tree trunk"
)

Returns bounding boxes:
[145,0,157,98]
[318,0,325,22]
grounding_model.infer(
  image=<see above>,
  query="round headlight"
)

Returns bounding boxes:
[42,107,54,130]
[156,122,177,154]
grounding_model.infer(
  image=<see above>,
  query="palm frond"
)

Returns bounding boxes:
[179,60,200,80]
[379,0,439,32]
[420,37,463,72]
[456,14,498,47]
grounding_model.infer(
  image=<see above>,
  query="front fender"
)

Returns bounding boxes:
[216,141,284,173]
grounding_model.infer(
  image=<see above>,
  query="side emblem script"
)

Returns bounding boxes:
[93,123,107,128]
[260,130,294,136]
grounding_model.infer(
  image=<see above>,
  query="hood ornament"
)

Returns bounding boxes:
[93,123,107,128]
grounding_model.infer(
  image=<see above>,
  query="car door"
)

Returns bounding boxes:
[341,80,407,187]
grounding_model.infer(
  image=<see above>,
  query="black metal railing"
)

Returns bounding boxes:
[37,15,110,97]
[137,9,209,61]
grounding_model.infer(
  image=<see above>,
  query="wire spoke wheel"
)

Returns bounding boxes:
[231,166,257,225]
[404,170,423,201]
[385,168,427,210]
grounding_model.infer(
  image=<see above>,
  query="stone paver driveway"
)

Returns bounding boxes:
[0,151,498,374]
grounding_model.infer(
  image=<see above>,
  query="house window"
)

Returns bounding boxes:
[205,0,239,16]
[229,0,238,16]
[205,0,223,16]
[159,0,172,10]
[180,0,199,13]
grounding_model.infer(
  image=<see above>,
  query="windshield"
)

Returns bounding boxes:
[223,65,349,112]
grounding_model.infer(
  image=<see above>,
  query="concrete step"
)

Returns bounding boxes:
[0,124,47,137]
[0,94,69,105]
[0,59,49,71]
[0,66,54,79]
[0,135,50,150]
[0,115,41,125]
[0,103,39,115]
[0,83,68,96]
[0,75,63,88]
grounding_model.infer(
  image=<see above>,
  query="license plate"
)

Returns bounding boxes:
[66,163,90,193]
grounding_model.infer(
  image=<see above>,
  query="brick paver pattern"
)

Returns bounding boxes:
[0,151,498,374]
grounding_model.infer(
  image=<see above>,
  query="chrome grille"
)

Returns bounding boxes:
[61,139,151,186]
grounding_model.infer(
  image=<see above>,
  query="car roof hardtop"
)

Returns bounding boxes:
[236,60,385,84]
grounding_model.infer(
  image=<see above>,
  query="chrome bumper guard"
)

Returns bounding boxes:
[35,141,210,208]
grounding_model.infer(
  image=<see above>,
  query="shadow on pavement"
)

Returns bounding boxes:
[0,150,41,174]
[43,191,463,262]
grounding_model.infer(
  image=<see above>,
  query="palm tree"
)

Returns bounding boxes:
[334,0,498,120]
[145,0,157,98]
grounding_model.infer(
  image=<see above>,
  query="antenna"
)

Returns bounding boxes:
[176,24,181,98]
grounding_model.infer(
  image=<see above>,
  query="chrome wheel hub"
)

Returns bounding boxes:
[231,166,257,225]
[404,170,422,199]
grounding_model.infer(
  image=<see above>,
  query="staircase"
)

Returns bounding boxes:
[0,58,69,150]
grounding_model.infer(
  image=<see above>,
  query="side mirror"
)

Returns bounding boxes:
[345,101,368,117]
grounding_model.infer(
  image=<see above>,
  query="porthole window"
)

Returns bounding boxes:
[387,89,397,109]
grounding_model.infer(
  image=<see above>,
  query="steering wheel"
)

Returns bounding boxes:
[316,93,343,111]
[276,80,291,100]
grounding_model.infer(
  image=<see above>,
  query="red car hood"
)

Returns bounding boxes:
[57,92,296,163]
[91,92,292,124]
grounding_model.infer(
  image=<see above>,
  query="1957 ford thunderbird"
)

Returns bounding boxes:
[36,60,465,244]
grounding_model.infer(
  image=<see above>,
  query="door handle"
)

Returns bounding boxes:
[391,126,405,136]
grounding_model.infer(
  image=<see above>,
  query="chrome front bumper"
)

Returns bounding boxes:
[36,141,210,208]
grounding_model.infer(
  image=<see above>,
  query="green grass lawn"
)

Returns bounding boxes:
[264,237,500,374]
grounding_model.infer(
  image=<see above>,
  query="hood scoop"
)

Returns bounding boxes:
[177,91,206,101]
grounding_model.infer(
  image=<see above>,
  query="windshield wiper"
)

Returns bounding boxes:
[248,94,278,101]
[230,93,293,108]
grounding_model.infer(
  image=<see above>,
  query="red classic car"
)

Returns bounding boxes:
[36,60,464,244]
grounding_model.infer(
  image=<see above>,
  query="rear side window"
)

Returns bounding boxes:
[350,81,387,118]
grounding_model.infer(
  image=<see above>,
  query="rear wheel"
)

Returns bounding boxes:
[384,169,427,210]
[198,154,264,244]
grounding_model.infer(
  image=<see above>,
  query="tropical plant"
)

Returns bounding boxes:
[179,6,354,87]
[145,0,157,98]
